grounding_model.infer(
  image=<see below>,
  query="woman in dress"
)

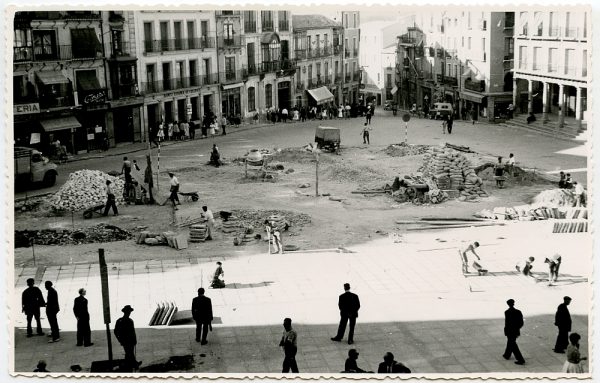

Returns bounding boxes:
[563,333,586,373]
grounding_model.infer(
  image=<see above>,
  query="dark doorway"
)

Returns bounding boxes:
[113,108,134,143]
[203,94,212,115]
[277,81,291,110]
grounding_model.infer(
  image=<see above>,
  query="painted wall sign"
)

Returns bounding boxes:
[14,103,40,115]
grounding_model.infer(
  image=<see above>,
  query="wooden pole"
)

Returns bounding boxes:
[156,140,161,193]
[315,152,319,197]
[99,249,113,361]
[31,238,36,266]
[405,122,408,144]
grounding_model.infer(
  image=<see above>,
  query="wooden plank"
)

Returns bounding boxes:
[407,222,506,231]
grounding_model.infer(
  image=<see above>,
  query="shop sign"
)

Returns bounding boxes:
[87,133,95,141]
[82,89,107,105]
[14,103,40,115]
[30,133,41,144]
[95,125,103,133]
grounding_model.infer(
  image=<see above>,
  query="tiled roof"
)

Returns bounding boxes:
[292,14,340,30]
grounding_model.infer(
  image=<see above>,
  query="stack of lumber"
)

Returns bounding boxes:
[221,217,242,235]
[149,302,178,326]
[552,221,588,233]
[189,224,207,243]
[395,217,501,231]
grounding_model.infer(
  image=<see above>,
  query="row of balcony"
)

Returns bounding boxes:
[245,60,297,76]
[13,45,102,62]
[141,74,220,94]
[344,48,359,58]
[143,37,216,54]
[296,76,343,91]
[519,26,586,41]
[16,11,101,21]
[518,61,587,77]
[294,46,342,60]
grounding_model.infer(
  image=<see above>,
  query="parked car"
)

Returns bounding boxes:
[429,102,454,120]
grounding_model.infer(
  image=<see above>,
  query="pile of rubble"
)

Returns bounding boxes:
[47,170,125,211]
[384,143,430,157]
[532,188,579,207]
[225,209,310,231]
[135,230,188,250]
[420,147,488,200]
[15,224,131,248]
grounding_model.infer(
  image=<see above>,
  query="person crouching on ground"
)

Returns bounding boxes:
[516,257,536,279]
[211,262,225,288]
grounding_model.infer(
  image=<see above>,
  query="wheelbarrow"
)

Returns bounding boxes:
[178,191,199,202]
[83,204,106,219]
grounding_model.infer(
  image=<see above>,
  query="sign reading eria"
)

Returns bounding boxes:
[14,103,40,115]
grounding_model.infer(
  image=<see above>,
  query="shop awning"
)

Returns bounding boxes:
[461,91,486,103]
[40,116,81,132]
[36,71,69,86]
[359,84,381,94]
[71,28,102,58]
[77,71,101,91]
[307,86,334,105]
[261,32,280,44]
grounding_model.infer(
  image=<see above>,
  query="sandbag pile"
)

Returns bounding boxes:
[420,147,488,199]
[48,170,125,211]
[426,189,449,204]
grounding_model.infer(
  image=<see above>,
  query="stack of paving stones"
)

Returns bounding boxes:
[421,147,488,199]
[220,217,242,236]
[189,224,207,243]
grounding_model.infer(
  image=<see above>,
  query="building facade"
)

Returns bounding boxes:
[403,11,515,122]
[513,10,589,128]
[340,11,360,105]
[238,10,295,120]
[292,15,343,108]
[13,11,112,154]
[134,10,219,138]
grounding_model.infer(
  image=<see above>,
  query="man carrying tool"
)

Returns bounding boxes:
[459,242,483,274]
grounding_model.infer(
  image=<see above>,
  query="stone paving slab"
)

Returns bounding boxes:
[11,222,590,375]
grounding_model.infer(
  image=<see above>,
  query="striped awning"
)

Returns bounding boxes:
[306,86,334,105]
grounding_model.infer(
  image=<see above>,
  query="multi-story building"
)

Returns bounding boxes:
[513,9,590,129]
[135,11,219,137]
[13,11,112,154]
[238,10,295,120]
[406,11,515,121]
[361,19,412,106]
[292,15,343,108]
[340,11,360,105]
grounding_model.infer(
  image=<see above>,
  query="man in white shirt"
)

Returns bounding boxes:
[202,205,215,240]
[168,173,180,209]
[507,153,516,176]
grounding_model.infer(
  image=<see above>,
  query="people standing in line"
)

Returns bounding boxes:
[377,352,411,373]
[515,256,536,279]
[361,123,371,144]
[279,318,299,373]
[22,278,45,337]
[554,296,572,353]
[562,333,586,373]
[114,305,141,371]
[201,205,215,240]
[344,349,372,373]
[573,182,585,207]
[331,283,360,345]
[168,173,180,210]
[460,241,481,274]
[191,288,213,345]
[502,299,525,365]
[44,281,60,343]
[211,261,225,289]
[103,180,119,216]
[173,121,180,140]
[545,254,562,285]
[73,288,93,347]
[167,122,173,141]
[157,122,165,143]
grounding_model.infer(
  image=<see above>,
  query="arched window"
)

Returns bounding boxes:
[265,84,272,108]
[248,87,256,112]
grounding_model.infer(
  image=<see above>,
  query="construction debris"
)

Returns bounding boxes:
[189,224,207,243]
[532,188,579,207]
[15,224,131,247]
[135,230,188,249]
[48,170,125,211]
[384,143,430,157]
[420,147,488,200]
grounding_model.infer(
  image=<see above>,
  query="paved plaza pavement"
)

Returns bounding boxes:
[12,221,590,376]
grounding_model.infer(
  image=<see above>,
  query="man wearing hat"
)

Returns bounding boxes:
[553,296,572,353]
[22,278,45,337]
[191,288,213,345]
[331,283,361,345]
[114,305,141,370]
[344,349,371,373]
[502,299,525,365]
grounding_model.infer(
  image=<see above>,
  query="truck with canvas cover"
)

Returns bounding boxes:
[14,146,58,188]
[314,126,340,152]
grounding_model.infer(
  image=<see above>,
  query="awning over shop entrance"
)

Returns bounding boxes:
[36,71,70,86]
[77,71,101,91]
[461,91,486,103]
[40,116,81,132]
[307,86,334,105]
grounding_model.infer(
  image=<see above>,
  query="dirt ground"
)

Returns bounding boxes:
[13,143,556,267]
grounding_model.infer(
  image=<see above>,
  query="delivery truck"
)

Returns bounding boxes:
[14,146,58,188]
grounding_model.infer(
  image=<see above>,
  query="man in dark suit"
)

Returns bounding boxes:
[553,296,572,353]
[331,283,360,345]
[191,288,213,345]
[45,281,60,343]
[114,305,141,370]
[502,299,525,365]
[22,278,45,337]
[73,288,93,347]
[377,352,411,373]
